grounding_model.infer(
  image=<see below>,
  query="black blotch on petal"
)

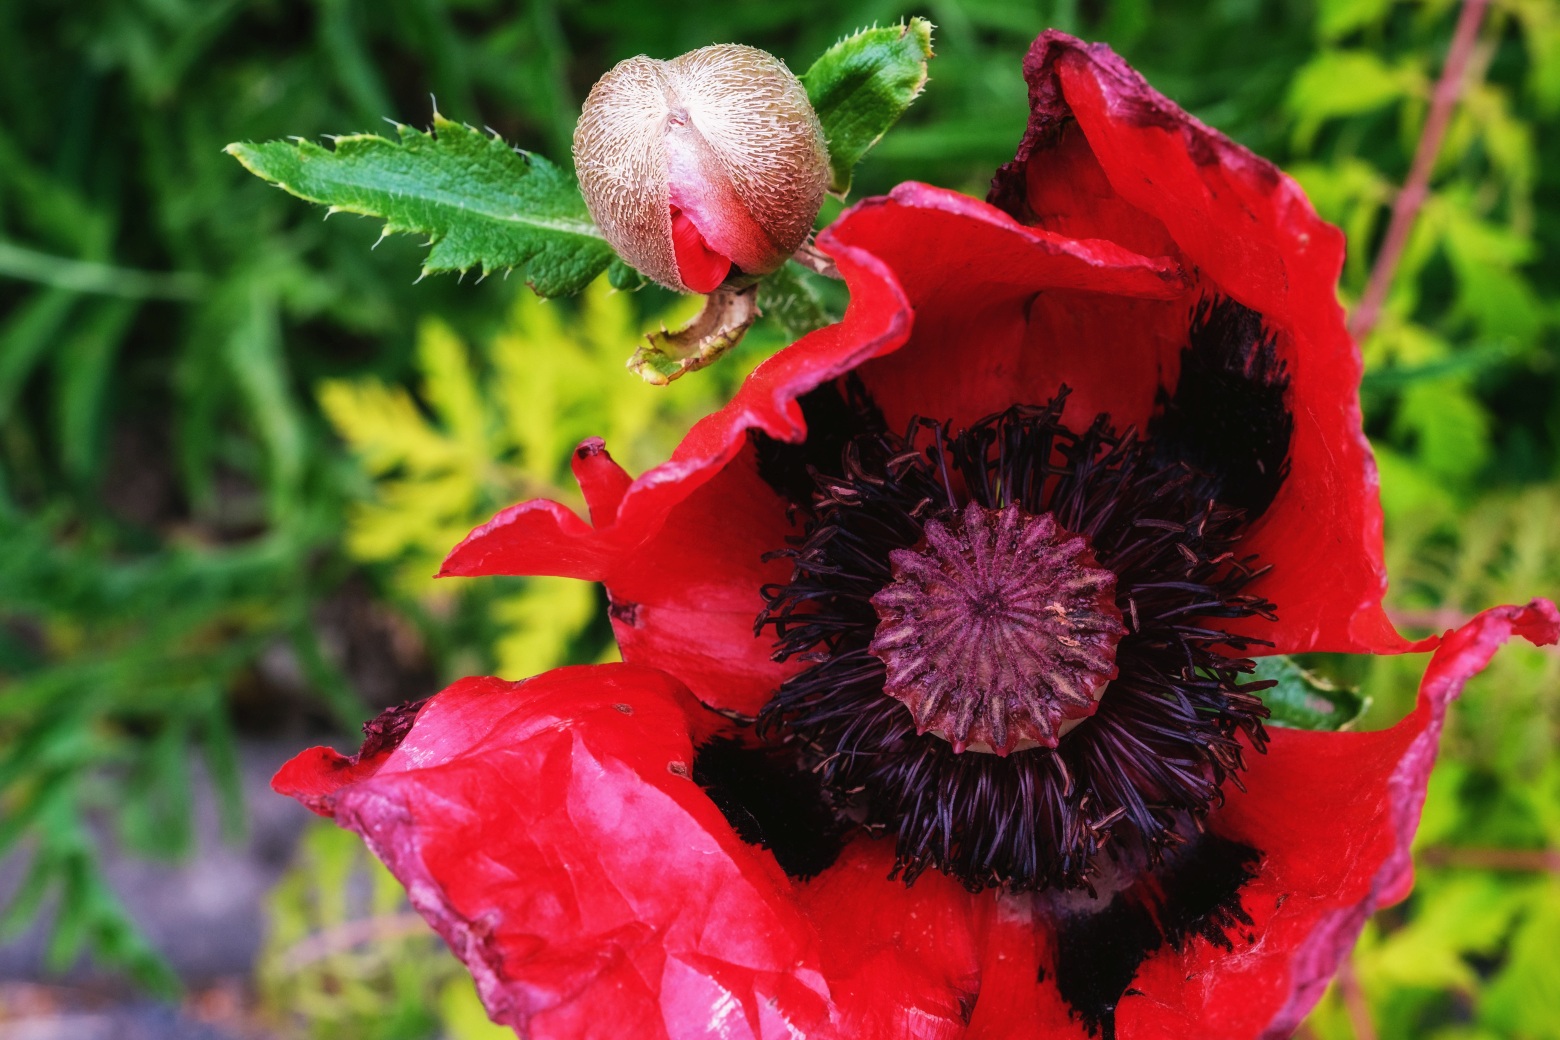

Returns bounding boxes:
[1149,297,1293,519]
[1051,893,1162,1040]
[692,737,846,879]
[1051,834,1262,1039]
[1157,833,1261,952]
[752,374,885,507]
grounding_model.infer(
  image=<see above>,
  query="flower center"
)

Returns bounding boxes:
[754,382,1281,892]
[869,503,1125,755]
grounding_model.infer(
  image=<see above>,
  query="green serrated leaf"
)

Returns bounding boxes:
[1252,655,1368,731]
[225,114,614,295]
[802,18,934,196]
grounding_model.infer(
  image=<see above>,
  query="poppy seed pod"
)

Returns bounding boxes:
[572,44,830,294]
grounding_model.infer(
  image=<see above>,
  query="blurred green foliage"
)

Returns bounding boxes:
[1,0,1557,1036]
[257,822,456,1039]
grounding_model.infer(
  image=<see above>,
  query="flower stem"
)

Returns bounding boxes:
[1346,0,1491,344]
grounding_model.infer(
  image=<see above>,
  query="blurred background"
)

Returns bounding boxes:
[0,0,1556,1037]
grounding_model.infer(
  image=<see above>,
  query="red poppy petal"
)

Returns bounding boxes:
[1121,599,1558,1039]
[670,205,734,294]
[272,665,835,1039]
[571,438,634,527]
[822,182,1190,438]
[963,900,1086,1040]
[599,445,799,716]
[985,32,1403,656]
[793,839,987,1039]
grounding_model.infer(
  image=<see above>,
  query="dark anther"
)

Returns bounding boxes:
[1149,297,1293,518]
[752,373,886,508]
[692,737,846,879]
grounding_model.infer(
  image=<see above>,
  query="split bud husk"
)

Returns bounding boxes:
[573,44,830,294]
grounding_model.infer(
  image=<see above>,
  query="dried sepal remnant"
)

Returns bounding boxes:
[573,44,830,293]
[870,503,1126,755]
[628,282,760,385]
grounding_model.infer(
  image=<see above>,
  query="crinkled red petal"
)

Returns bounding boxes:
[986,31,1405,656]
[1209,599,1559,1038]
[794,839,988,1039]
[273,665,832,1039]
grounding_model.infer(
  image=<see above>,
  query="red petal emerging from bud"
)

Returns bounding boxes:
[669,205,732,293]
[574,44,829,293]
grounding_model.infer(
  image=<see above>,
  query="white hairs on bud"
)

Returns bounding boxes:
[573,44,829,292]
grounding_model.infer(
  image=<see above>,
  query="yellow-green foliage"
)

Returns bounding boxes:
[257,823,455,1040]
[440,974,516,1040]
[318,276,754,679]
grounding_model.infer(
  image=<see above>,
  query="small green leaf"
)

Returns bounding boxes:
[1252,655,1368,731]
[607,256,647,292]
[225,114,614,295]
[802,19,935,196]
[757,261,835,340]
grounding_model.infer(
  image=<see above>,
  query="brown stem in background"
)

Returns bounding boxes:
[1420,846,1560,873]
[1388,606,1473,633]
[1339,956,1378,1040]
[1347,0,1491,344]
[275,911,433,973]
[1389,607,1560,655]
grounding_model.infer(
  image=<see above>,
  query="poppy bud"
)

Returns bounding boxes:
[573,44,830,294]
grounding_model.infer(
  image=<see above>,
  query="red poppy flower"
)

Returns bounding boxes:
[277,31,1559,1040]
